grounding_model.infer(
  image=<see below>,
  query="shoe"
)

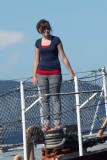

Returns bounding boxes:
[53,119,62,130]
[54,124,62,130]
[42,124,50,132]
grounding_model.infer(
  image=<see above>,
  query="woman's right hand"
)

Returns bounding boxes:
[33,76,38,86]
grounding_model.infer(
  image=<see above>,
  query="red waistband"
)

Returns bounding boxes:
[37,70,61,75]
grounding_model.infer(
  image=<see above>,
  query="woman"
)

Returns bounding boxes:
[33,19,75,132]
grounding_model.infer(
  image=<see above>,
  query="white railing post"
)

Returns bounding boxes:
[90,90,103,134]
[20,81,27,160]
[102,67,107,116]
[74,76,83,156]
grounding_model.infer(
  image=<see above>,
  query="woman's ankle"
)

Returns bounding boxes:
[54,124,62,130]
[42,124,50,132]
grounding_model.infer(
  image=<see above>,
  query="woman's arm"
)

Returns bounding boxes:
[58,42,75,79]
[33,47,40,86]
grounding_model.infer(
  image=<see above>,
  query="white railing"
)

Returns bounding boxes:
[20,67,107,160]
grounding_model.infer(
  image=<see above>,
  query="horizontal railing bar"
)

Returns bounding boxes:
[25,90,102,99]
[45,90,102,97]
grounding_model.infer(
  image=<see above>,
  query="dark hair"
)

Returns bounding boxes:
[36,19,52,33]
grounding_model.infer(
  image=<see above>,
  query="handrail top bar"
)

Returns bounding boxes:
[24,90,102,98]
[42,90,102,97]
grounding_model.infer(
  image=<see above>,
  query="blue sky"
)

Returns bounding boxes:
[0,0,107,80]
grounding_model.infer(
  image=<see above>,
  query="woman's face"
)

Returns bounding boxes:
[42,28,50,38]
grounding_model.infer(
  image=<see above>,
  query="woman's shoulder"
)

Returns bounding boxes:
[35,38,41,43]
[51,35,61,44]
[35,38,41,47]
[51,35,60,40]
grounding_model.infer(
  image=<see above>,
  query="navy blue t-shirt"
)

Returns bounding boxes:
[35,35,61,71]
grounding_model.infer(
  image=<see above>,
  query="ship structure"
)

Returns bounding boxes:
[0,67,107,160]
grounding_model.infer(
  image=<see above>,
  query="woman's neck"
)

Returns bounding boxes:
[42,35,51,40]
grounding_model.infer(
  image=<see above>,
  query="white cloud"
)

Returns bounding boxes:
[0,29,24,49]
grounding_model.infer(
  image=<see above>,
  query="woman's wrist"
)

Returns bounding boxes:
[70,71,74,76]
[33,74,37,78]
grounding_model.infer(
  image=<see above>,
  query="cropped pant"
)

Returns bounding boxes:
[37,74,62,126]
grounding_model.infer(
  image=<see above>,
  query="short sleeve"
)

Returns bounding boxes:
[35,39,39,48]
[56,37,61,45]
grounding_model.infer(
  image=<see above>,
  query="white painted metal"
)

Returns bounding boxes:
[20,68,107,159]
[80,92,97,108]
[90,89,103,134]
[74,76,83,156]
[102,67,107,117]
[25,96,42,112]
[20,81,27,160]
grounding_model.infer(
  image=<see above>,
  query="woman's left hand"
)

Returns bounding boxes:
[70,73,75,79]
